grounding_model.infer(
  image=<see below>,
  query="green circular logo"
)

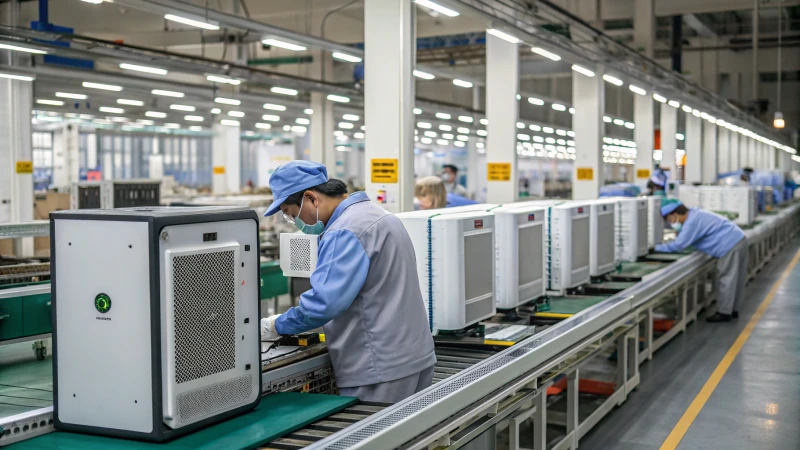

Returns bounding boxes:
[95,293,111,314]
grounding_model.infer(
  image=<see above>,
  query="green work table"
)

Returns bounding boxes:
[534,296,610,319]
[8,392,356,450]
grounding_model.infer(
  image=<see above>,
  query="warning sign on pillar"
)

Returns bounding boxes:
[213,166,226,175]
[371,159,398,183]
[576,167,594,180]
[487,163,511,181]
[16,161,33,174]
[636,169,651,179]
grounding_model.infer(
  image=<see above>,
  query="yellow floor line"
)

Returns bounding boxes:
[659,247,800,450]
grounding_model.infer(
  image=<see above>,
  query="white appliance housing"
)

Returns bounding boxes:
[612,197,649,262]
[51,206,261,442]
[646,196,665,248]
[491,204,547,309]
[279,233,318,278]
[678,186,757,225]
[396,210,496,334]
[586,200,617,276]
[70,180,161,209]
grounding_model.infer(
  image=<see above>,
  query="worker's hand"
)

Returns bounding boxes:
[260,315,281,340]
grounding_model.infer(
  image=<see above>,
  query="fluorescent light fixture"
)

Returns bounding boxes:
[152,89,184,97]
[457,127,470,134]
[668,100,680,108]
[206,75,241,85]
[603,116,612,123]
[37,99,64,106]
[486,28,519,44]
[220,119,239,127]
[528,97,545,106]
[556,129,567,136]
[0,72,34,81]
[424,131,437,138]
[458,116,473,123]
[215,97,241,106]
[682,105,692,113]
[479,118,488,125]
[625,122,635,129]
[145,111,167,118]
[56,92,87,99]
[271,87,298,96]
[437,139,449,145]
[119,63,167,75]
[83,81,122,91]
[189,126,204,131]
[543,127,554,134]
[453,79,473,88]
[304,108,313,114]
[552,104,566,111]
[296,118,311,125]
[477,130,488,136]
[571,65,595,77]
[439,124,452,131]
[454,141,465,148]
[211,108,221,115]
[653,93,667,103]
[517,134,530,141]
[99,106,124,114]
[108,116,128,122]
[531,47,561,61]
[170,104,196,111]
[435,112,451,120]
[0,43,47,54]
[332,52,362,63]
[413,108,422,114]
[228,111,245,117]
[339,122,354,129]
[291,126,307,133]
[457,135,469,141]
[262,103,286,111]
[442,133,454,139]
[675,133,685,141]
[262,114,280,122]
[414,0,459,17]
[354,132,365,139]
[569,108,575,114]
[413,70,435,80]
[262,38,307,52]
[692,110,702,117]
[184,115,203,121]
[417,122,432,129]
[117,99,144,106]
[256,123,272,129]
[164,14,219,30]
[602,74,623,86]
[567,131,575,137]
[421,137,433,144]
[327,94,350,103]
[343,114,360,121]
[79,114,94,119]
[137,119,154,125]
[613,119,624,126]
[516,122,525,129]
[629,85,646,96]
[517,94,521,100]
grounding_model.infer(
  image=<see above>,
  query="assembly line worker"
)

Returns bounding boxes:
[441,164,469,197]
[415,176,477,209]
[655,201,748,323]
[260,160,437,403]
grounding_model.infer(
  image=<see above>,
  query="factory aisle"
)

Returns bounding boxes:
[582,238,800,450]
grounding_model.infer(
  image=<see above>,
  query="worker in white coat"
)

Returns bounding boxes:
[260,161,436,403]
[656,201,748,322]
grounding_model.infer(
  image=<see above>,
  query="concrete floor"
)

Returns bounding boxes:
[582,238,800,449]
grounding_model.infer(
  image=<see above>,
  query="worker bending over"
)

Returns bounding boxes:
[260,161,436,403]
[655,201,748,322]
[415,176,477,209]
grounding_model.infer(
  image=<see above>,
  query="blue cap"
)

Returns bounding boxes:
[264,160,328,217]
[661,200,682,217]
[650,170,667,188]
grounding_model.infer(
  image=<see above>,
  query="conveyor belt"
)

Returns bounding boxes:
[260,403,387,449]
[609,261,668,281]
[533,296,609,318]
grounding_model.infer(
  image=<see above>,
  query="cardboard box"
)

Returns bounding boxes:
[31,192,71,257]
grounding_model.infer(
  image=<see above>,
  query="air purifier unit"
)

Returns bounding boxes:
[279,233,318,278]
[646,196,665,248]
[518,201,591,295]
[586,199,617,276]
[491,204,547,309]
[613,197,649,262]
[396,210,496,334]
[51,206,261,442]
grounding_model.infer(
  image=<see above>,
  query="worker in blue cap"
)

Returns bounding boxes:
[646,168,668,197]
[260,160,436,403]
[655,200,748,322]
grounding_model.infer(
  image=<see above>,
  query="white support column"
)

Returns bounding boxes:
[685,112,702,184]
[742,137,751,168]
[659,103,677,176]
[768,144,776,170]
[52,123,80,190]
[718,127,730,173]
[0,76,34,255]
[572,68,604,200]
[466,87,480,199]
[633,0,655,57]
[730,132,741,170]
[702,120,718,183]
[309,92,336,166]
[364,0,415,213]
[212,123,241,194]
[485,33,519,204]
[633,93,655,189]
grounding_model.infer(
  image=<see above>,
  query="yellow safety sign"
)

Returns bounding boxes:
[371,159,398,183]
[636,169,651,179]
[576,167,594,181]
[213,166,226,174]
[16,161,33,174]
[487,163,511,181]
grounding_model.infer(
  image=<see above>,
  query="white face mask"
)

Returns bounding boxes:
[670,221,682,232]
[441,173,454,183]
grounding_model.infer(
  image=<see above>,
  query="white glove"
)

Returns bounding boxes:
[260,315,281,340]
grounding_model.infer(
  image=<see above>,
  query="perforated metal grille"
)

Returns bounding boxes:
[173,250,236,384]
[176,374,253,423]
[290,238,312,272]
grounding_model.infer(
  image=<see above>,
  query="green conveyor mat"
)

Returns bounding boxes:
[534,296,608,318]
[0,344,53,418]
[8,392,357,450]
[610,261,667,280]
[583,281,637,294]
[645,253,687,262]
